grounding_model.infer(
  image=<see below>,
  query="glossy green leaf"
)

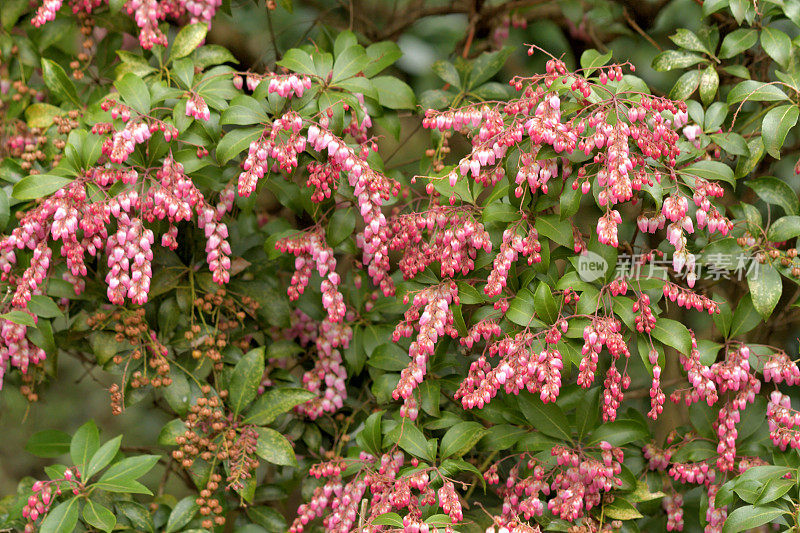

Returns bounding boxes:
[681,160,734,185]
[652,50,706,71]
[728,81,789,104]
[83,500,116,533]
[747,176,799,215]
[468,47,514,88]
[669,29,711,54]
[589,420,649,446]
[722,505,787,533]
[25,103,62,129]
[26,429,71,458]
[719,28,758,59]
[396,423,433,461]
[518,393,571,441]
[768,216,800,241]
[431,60,460,88]
[227,346,265,414]
[440,422,487,459]
[86,435,122,480]
[12,174,73,200]
[115,73,151,115]
[761,27,792,68]
[651,318,692,356]
[669,70,700,100]
[356,411,383,457]
[762,105,799,159]
[70,419,99,468]
[699,66,719,105]
[371,76,415,109]
[747,262,781,319]
[169,23,208,62]
[96,455,160,493]
[40,497,81,533]
[255,427,297,466]
[216,126,261,165]
[244,387,315,425]
[332,45,367,82]
[165,496,199,533]
[41,58,80,107]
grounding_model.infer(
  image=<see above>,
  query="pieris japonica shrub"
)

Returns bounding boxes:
[3,0,800,532]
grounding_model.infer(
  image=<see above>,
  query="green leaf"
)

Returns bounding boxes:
[699,66,719,105]
[669,70,700,100]
[768,216,800,241]
[363,42,403,77]
[96,455,160,493]
[158,419,187,446]
[332,45,367,82]
[255,427,297,466]
[669,29,711,54]
[710,132,749,156]
[534,281,558,323]
[755,478,795,504]
[216,126,261,165]
[40,497,81,533]
[86,435,122,480]
[506,288,537,327]
[747,176,799,215]
[26,429,71,458]
[518,393,571,441]
[165,496,199,533]
[227,346,265,414]
[371,76,415,109]
[246,506,287,532]
[761,27,792,68]
[728,81,789,104]
[580,49,612,75]
[115,73,151,115]
[169,23,208,62]
[12,174,73,200]
[652,50,706,71]
[25,103,63,129]
[722,505,787,533]
[397,423,433,461]
[468,47,514,88]
[372,512,404,527]
[651,318,692,355]
[116,501,154,533]
[70,420,99,468]
[762,105,799,159]
[277,48,317,76]
[193,45,238,69]
[28,295,63,319]
[719,29,758,59]
[440,422,487,459]
[1,310,36,327]
[535,214,573,248]
[681,160,734,186]
[327,208,356,247]
[356,411,383,457]
[748,262,781,319]
[705,102,729,131]
[603,498,643,520]
[41,58,80,107]
[590,420,649,446]
[220,104,267,126]
[83,500,116,533]
[431,60,460,88]
[243,387,315,425]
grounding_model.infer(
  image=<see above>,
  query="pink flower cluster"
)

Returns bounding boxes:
[456,322,566,409]
[185,94,211,121]
[105,213,154,305]
[392,283,459,410]
[276,230,345,323]
[485,224,541,296]
[767,391,800,450]
[0,316,46,391]
[22,469,82,531]
[295,319,351,419]
[238,112,306,196]
[388,206,492,280]
[578,317,630,420]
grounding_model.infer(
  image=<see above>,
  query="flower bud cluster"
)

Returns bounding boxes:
[22,471,82,530]
[393,283,459,403]
[0,315,46,390]
[663,282,721,314]
[125,0,168,48]
[663,493,684,531]
[643,443,672,471]
[485,225,541,296]
[767,390,800,450]
[276,230,345,323]
[102,120,152,164]
[185,94,211,121]
[763,350,800,385]
[389,206,492,280]
[674,333,718,406]
[105,214,154,305]
[238,112,306,196]
[295,319,352,419]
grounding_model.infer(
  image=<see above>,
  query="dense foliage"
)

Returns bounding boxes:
[4,0,800,532]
